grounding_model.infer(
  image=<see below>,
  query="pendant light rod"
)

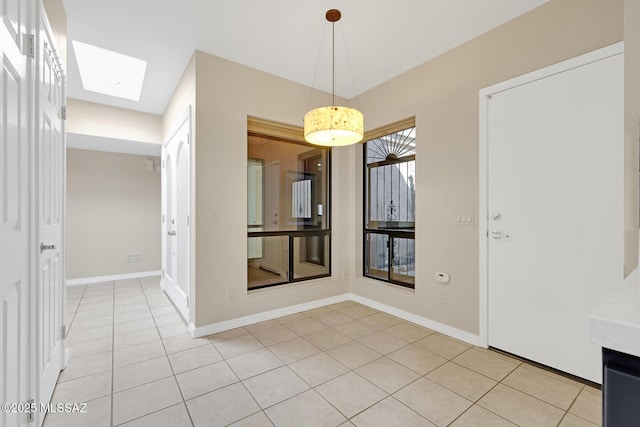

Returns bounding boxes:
[326,9,341,106]
[332,16,335,106]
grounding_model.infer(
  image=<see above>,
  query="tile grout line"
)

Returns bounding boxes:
[444,378,513,427]
[563,406,601,427]
[139,279,196,427]
[427,347,576,414]
[65,284,87,335]
[386,394,437,426]
[389,348,531,427]
[382,358,468,427]
[110,280,115,427]
[209,326,268,422]
[439,352,580,424]
[555,383,587,427]
[447,357,518,385]
[497,381,582,414]
[201,323,271,424]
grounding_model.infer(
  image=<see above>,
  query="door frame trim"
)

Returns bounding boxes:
[478,42,624,347]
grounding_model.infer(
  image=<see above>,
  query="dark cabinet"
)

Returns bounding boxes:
[603,348,640,426]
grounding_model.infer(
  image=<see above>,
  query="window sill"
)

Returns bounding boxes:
[355,275,416,295]
[247,275,338,297]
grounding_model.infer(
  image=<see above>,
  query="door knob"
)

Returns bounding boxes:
[491,230,502,239]
[168,230,176,236]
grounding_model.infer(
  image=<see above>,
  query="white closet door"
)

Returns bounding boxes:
[36,6,66,416]
[161,109,191,322]
[0,0,32,425]
[485,47,623,383]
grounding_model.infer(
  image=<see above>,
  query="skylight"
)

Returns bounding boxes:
[72,41,147,101]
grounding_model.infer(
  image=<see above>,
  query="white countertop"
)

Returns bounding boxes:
[590,267,640,358]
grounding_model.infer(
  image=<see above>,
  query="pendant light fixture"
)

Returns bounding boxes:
[304,9,364,147]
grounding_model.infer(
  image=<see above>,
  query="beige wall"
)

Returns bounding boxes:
[163,55,196,138]
[162,51,351,327]
[351,0,623,335]
[68,99,163,143]
[66,149,161,279]
[625,0,640,274]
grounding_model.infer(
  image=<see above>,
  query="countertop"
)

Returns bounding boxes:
[590,267,640,358]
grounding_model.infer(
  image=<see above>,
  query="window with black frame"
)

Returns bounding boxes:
[364,124,415,288]
[247,120,331,290]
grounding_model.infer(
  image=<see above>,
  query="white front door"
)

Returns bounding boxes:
[482,45,623,383]
[0,0,32,425]
[162,109,191,322]
[36,7,65,415]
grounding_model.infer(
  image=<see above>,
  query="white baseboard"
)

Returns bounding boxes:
[347,293,482,347]
[66,270,161,286]
[190,292,481,347]
[190,294,351,338]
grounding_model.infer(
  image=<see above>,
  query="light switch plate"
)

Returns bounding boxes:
[455,212,475,226]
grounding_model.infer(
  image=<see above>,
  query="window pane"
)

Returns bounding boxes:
[293,235,329,280]
[368,160,415,229]
[365,126,415,231]
[247,125,331,290]
[248,235,289,289]
[364,124,415,289]
[248,134,329,232]
[366,127,416,165]
[390,237,415,286]
[365,233,388,280]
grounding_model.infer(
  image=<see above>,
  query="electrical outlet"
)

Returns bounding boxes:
[210,212,219,225]
[127,253,143,263]
[439,294,448,304]
[226,287,235,301]
[341,271,348,280]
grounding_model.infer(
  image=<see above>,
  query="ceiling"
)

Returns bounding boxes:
[62,0,549,115]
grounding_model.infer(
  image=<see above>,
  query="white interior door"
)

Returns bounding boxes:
[0,0,32,425]
[483,45,623,383]
[36,6,65,415]
[247,159,263,259]
[261,161,286,276]
[161,109,191,322]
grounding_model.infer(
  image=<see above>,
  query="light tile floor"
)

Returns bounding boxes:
[43,277,602,427]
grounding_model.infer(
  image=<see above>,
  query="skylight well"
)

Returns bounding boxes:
[72,41,147,101]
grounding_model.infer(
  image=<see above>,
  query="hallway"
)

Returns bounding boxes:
[43,278,601,426]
